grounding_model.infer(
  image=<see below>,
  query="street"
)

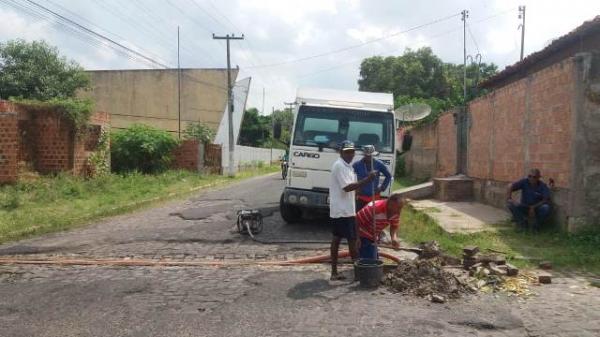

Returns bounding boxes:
[1,174,599,337]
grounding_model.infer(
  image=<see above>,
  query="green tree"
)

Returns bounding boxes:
[0,39,89,100]
[238,107,272,147]
[358,47,498,109]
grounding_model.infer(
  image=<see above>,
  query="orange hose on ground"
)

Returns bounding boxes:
[0,250,402,267]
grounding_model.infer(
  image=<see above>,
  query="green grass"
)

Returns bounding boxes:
[392,176,429,191]
[0,166,278,244]
[399,206,600,273]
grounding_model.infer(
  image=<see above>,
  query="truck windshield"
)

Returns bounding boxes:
[292,105,394,153]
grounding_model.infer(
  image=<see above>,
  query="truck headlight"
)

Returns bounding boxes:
[288,194,298,204]
[299,196,308,204]
[291,170,307,178]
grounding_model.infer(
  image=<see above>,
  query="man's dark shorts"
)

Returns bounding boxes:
[330,216,357,240]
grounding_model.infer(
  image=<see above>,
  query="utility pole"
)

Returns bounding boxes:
[213,33,244,177]
[177,26,181,139]
[518,6,526,61]
[270,106,274,164]
[461,10,469,104]
[261,87,265,115]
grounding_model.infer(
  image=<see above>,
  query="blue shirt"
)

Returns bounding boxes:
[352,158,392,196]
[511,178,550,206]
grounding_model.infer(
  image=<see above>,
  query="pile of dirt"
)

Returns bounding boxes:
[383,259,472,300]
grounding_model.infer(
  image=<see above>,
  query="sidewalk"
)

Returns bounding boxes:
[410,199,511,233]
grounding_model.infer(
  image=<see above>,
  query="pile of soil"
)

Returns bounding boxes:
[383,259,472,300]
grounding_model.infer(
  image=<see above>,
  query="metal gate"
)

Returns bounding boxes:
[204,144,222,175]
[455,106,469,174]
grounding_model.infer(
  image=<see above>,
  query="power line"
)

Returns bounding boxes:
[246,12,461,69]
[19,0,172,68]
[1,0,150,67]
[467,24,480,55]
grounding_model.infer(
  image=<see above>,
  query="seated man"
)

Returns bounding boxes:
[353,145,392,211]
[356,194,404,260]
[506,168,552,231]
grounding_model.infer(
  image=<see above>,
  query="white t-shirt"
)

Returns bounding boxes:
[330,157,357,218]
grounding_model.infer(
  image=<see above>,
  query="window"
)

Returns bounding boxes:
[293,106,394,153]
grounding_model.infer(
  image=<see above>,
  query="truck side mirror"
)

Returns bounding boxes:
[273,122,282,140]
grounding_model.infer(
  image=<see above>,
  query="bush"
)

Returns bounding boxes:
[111,124,180,173]
[183,122,215,144]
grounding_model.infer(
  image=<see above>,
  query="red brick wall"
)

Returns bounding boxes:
[171,139,200,171]
[404,123,437,179]
[30,110,74,174]
[468,59,574,188]
[0,111,18,183]
[436,113,457,177]
[0,100,111,180]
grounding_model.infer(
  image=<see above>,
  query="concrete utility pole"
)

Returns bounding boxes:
[270,106,274,164]
[518,6,526,61]
[461,9,469,104]
[177,26,181,139]
[212,33,244,177]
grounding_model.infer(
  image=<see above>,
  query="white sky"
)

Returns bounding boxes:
[1,0,599,112]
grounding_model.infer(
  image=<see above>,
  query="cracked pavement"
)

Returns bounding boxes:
[1,173,599,336]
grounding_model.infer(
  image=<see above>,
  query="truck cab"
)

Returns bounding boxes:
[280,87,396,223]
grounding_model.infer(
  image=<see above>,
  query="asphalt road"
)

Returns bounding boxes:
[1,173,599,337]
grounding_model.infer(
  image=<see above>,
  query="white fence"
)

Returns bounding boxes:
[221,144,285,172]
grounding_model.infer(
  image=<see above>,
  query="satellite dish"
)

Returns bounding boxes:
[394,103,432,122]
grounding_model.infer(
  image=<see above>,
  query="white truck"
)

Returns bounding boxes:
[280,87,397,223]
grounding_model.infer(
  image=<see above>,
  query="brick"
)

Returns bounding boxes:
[538,261,553,270]
[505,263,519,276]
[462,246,480,256]
[538,271,552,284]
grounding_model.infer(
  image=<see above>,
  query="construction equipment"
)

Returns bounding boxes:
[236,210,263,235]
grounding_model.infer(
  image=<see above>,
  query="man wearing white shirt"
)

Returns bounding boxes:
[329,140,377,280]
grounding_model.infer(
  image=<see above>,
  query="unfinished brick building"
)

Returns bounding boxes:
[0,100,110,183]
[405,17,600,231]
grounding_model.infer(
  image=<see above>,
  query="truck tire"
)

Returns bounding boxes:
[280,193,301,223]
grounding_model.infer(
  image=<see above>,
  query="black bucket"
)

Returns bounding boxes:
[354,259,384,288]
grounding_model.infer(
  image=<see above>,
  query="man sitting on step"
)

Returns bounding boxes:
[506,168,552,231]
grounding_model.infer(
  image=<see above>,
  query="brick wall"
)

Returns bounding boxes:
[0,111,18,183]
[171,139,200,172]
[436,112,457,177]
[404,123,437,179]
[467,59,575,188]
[29,110,74,174]
[0,100,110,181]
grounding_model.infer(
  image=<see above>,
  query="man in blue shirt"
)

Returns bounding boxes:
[506,168,551,231]
[353,145,392,211]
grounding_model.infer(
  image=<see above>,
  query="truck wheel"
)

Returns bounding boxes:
[280,193,301,223]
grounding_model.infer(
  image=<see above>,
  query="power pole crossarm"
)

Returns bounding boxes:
[212,33,244,177]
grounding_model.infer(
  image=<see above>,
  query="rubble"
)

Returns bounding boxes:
[384,242,541,300]
[417,241,441,259]
[383,259,472,299]
[538,261,553,270]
